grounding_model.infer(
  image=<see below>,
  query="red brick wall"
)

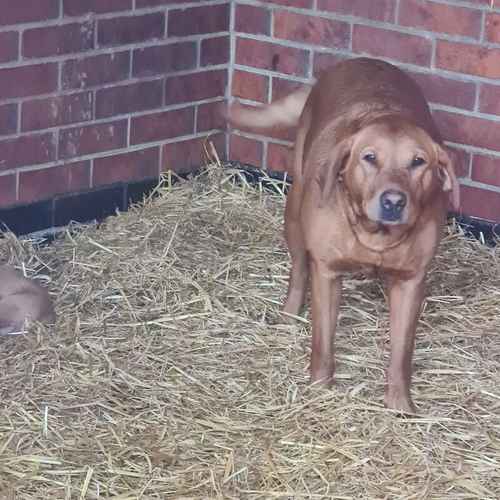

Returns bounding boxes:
[0,0,229,208]
[230,0,500,222]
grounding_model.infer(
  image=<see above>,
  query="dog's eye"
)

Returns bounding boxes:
[363,152,377,165]
[410,156,426,168]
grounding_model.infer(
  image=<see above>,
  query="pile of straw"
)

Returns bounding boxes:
[1,165,500,499]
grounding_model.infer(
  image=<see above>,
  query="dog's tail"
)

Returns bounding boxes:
[226,85,312,131]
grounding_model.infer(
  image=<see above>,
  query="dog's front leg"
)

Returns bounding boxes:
[309,260,341,385]
[385,275,425,414]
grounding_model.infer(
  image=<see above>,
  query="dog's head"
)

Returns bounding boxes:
[320,117,459,227]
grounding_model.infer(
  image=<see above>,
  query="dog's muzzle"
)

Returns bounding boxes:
[379,189,407,222]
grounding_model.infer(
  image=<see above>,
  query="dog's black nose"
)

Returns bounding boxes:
[380,190,407,221]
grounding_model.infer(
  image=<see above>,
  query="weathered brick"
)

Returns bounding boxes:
[486,13,500,44]
[133,42,196,77]
[22,92,93,132]
[272,78,304,101]
[93,148,159,187]
[168,4,229,37]
[434,110,500,153]
[201,36,230,67]
[96,80,163,119]
[479,84,500,116]
[410,72,476,110]
[436,41,500,79]
[59,120,127,159]
[165,70,226,105]
[460,185,500,221]
[19,161,90,203]
[259,0,313,7]
[235,4,270,35]
[353,25,432,66]
[399,0,481,38]
[0,1,58,26]
[130,107,195,145]
[98,13,164,47]
[0,104,17,136]
[267,142,291,173]
[0,32,18,63]
[0,63,58,100]
[318,0,396,22]
[236,38,309,77]
[232,70,268,102]
[0,133,56,169]
[313,52,345,77]
[136,0,197,6]
[162,133,226,173]
[0,174,17,206]
[274,11,349,48]
[197,101,226,132]
[62,51,130,90]
[23,21,94,58]
[230,134,263,166]
[64,0,132,16]
[471,154,500,187]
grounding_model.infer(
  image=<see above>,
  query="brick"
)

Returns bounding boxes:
[434,110,500,152]
[136,0,197,6]
[64,0,132,16]
[272,78,304,101]
[0,1,58,26]
[22,92,93,132]
[201,36,230,67]
[197,101,226,132]
[162,133,226,173]
[62,51,130,90]
[436,41,500,79]
[98,13,164,47]
[471,155,500,187]
[230,134,263,166]
[133,42,196,77]
[259,0,313,7]
[96,80,163,119]
[318,0,396,22]
[0,63,57,100]
[313,52,345,77]
[23,21,94,58]
[93,148,159,187]
[168,4,229,37]
[486,13,500,44]
[460,185,500,222]
[479,84,500,116]
[0,133,55,170]
[19,161,91,203]
[0,175,17,206]
[274,11,349,48]
[399,0,481,38]
[410,72,476,110]
[59,120,127,159]
[165,70,226,105]
[0,104,17,136]
[236,38,309,77]
[267,142,291,173]
[235,4,270,35]
[130,107,195,145]
[0,32,18,63]
[353,25,432,66]
[232,70,268,102]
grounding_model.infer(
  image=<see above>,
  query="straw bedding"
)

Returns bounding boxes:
[1,165,500,499]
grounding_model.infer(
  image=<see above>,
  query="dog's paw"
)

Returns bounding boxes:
[384,389,417,415]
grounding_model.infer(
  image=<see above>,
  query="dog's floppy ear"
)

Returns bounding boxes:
[319,137,352,207]
[436,146,460,211]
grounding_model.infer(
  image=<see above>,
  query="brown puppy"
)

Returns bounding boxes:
[0,265,55,335]
[228,58,459,413]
